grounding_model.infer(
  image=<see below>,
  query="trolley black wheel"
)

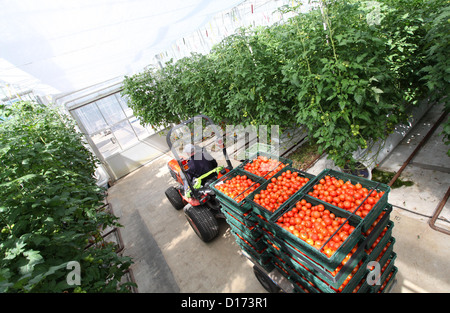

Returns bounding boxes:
[165,186,185,210]
[253,265,281,293]
[184,205,219,242]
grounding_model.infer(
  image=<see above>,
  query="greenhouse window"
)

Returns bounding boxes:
[72,92,156,158]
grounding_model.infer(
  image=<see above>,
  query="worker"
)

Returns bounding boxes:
[181,144,218,195]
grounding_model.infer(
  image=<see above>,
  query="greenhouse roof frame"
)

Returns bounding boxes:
[1,0,257,95]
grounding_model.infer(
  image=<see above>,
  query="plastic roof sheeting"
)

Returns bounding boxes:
[0,0,248,94]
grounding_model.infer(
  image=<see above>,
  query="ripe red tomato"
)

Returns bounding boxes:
[253,171,310,213]
[215,175,260,203]
[243,156,288,179]
[276,199,354,258]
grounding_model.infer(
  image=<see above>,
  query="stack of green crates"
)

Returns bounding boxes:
[210,168,274,272]
[210,154,398,293]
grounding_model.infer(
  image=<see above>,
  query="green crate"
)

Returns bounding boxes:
[266,201,394,288]
[365,221,394,257]
[380,251,396,277]
[362,204,393,249]
[351,234,395,293]
[377,237,395,266]
[232,231,274,273]
[239,242,274,273]
[253,213,278,239]
[237,150,294,179]
[226,214,263,240]
[270,234,369,291]
[267,194,363,271]
[273,249,370,293]
[220,200,258,228]
[274,224,395,292]
[331,220,394,289]
[273,243,366,292]
[339,258,373,293]
[230,228,268,251]
[249,252,274,273]
[353,277,371,293]
[363,238,396,292]
[375,238,395,270]
[304,168,391,232]
[210,168,266,214]
[245,166,316,220]
[368,252,397,293]
[255,204,395,290]
[271,190,361,225]
[237,240,272,262]
[379,266,398,293]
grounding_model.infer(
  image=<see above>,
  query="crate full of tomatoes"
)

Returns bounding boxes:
[245,167,315,220]
[269,194,364,270]
[239,151,293,179]
[210,168,265,212]
[212,160,398,293]
[264,194,397,292]
[303,169,390,232]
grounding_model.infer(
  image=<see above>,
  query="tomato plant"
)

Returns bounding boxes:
[0,101,134,293]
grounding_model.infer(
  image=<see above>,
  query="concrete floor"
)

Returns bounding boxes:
[108,154,268,293]
[107,102,450,293]
[377,103,450,293]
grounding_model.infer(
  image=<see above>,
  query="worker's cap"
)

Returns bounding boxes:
[183,143,195,155]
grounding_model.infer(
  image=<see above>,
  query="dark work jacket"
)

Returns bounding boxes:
[185,151,218,182]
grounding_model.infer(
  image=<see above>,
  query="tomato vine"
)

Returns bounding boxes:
[122,0,449,168]
[0,101,134,292]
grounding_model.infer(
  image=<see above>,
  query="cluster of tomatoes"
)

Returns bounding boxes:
[243,156,287,179]
[275,198,356,258]
[215,174,260,203]
[335,232,383,291]
[307,175,385,219]
[379,267,395,292]
[334,249,363,292]
[272,239,362,292]
[368,241,392,272]
[252,170,310,213]
[337,222,391,292]
[272,223,391,292]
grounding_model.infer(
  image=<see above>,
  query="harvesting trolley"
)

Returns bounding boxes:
[164,115,234,242]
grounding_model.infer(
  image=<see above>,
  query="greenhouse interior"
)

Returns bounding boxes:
[1,0,449,297]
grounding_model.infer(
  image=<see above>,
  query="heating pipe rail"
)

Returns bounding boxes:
[386,111,449,235]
